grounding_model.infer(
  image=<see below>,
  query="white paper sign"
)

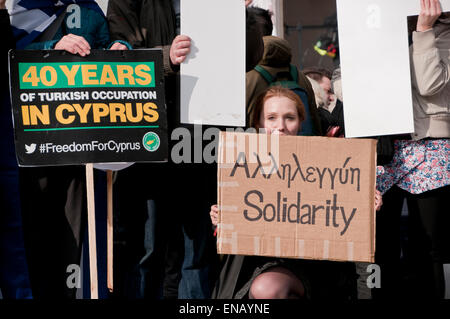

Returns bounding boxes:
[180,0,246,127]
[95,0,109,15]
[336,0,450,138]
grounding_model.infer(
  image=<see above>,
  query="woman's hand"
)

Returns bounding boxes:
[170,35,191,65]
[0,0,6,10]
[375,190,383,211]
[54,34,91,56]
[417,0,442,32]
[210,204,219,226]
[109,42,128,50]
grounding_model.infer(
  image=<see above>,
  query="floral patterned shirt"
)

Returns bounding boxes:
[376,139,450,195]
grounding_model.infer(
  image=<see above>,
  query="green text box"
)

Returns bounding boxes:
[19,61,155,89]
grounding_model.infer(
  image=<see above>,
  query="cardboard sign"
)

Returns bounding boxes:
[180,0,245,127]
[9,49,168,166]
[217,132,377,263]
[336,0,450,138]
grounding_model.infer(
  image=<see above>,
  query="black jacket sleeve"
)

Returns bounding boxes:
[1,9,15,88]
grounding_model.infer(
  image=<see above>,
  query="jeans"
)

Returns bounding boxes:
[178,205,213,299]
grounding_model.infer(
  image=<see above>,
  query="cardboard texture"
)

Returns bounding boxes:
[217,132,377,263]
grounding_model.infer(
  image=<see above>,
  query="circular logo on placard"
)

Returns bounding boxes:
[142,132,160,152]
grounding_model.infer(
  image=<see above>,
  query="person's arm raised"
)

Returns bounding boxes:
[416,0,442,32]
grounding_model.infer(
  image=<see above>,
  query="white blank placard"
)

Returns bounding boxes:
[336,0,450,138]
[180,0,246,127]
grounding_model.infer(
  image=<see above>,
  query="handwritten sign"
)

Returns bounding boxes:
[217,132,377,263]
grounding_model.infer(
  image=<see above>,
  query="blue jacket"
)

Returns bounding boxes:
[25,7,121,50]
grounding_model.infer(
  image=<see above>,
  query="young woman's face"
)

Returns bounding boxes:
[259,96,301,136]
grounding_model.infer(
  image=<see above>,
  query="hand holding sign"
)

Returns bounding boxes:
[170,35,191,65]
[55,33,91,56]
[210,204,219,226]
[417,0,442,31]
[217,132,377,262]
[109,42,129,51]
[10,49,167,166]
[375,190,383,211]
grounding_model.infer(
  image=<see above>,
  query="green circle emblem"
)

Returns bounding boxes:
[142,132,160,152]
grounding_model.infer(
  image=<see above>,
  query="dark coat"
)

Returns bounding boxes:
[107,0,177,76]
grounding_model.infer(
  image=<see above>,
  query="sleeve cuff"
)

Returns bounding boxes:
[107,40,133,50]
[44,40,59,50]
[162,45,179,75]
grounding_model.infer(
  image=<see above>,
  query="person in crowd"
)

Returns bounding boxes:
[9,0,129,298]
[245,5,265,72]
[376,0,450,299]
[106,0,217,299]
[317,67,344,137]
[246,35,323,136]
[210,86,383,299]
[0,0,33,299]
[247,6,273,37]
[302,67,335,110]
[330,64,414,299]
[106,0,266,299]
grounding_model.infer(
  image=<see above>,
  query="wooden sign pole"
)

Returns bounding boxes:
[107,170,114,292]
[85,163,98,299]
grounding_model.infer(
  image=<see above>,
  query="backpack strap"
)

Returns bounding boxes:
[254,65,275,84]
[35,11,68,42]
[289,64,298,83]
[255,64,300,85]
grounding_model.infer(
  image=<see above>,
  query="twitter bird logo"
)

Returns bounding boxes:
[25,144,37,154]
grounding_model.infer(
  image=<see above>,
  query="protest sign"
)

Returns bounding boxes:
[336,0,450,138]
[9,49,167,166]
[217,132,377,263]
[180,0,245,127]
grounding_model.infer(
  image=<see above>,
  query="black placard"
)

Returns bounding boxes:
[9,49,167,166]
